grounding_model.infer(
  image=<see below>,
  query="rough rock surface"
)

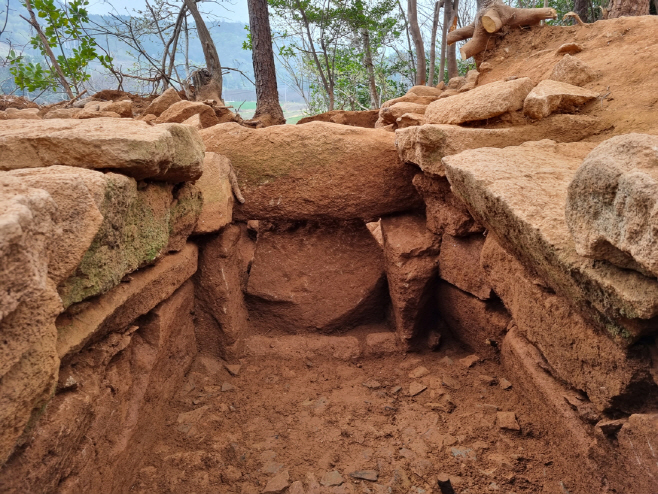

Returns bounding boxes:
[380,214,441,342]
[56,243,198,361]
[438,234,491,300]
[156,100,220,128]
[142,87,182,116]
[43,108,82,119]
[194,224,254,357]
[435,281,510,358]
[56,175,176,307]
[297,109,379,128]
[246,222,387,334]
[407,85,442,97]
[379,102,428,125]
[425,78,535,125]
[200,122,423,221]
[412,174,483,236]
[193,152,234,234]
[243,335,361,361]
[0,281,197,493]
[523,80,597,120]
[167,182,203,252]
[0,118,204,182]
[381,94,438,109]
[613,414,658,492]
[5,108,41,120]
[396,115,604,177]
[396,113,425,128]
[549,54,597,87]
[482,234,656,412]
[566,133,658,278]
[443,140,658,344]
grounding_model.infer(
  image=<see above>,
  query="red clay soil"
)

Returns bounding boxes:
[130,339,595,494]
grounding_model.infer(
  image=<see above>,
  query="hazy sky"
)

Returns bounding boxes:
[85,0,250,23]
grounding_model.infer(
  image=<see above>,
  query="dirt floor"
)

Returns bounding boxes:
[129,336,584,494]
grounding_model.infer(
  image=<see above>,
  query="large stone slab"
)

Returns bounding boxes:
[193,152,234,234]
[395,115,606,177]
[0,118,204,182]
[566,133,658,278]
[200,122,423,221]
[0,281,197,492]
[438,233,491,300]
[56,243,198,362]
[424,78,534,125]
[523,79,597,120]
[443,140,658,344]
[380,214,441,342]
[435,281,510,358]
[246,222,387,333]
[481,234,656,412]
[194,224,253,357]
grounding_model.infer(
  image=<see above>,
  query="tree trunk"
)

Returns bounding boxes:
[397,0,416,86]
[248,0,285,126]
[428,0,443,86]
[183,0,223,102]
[407,0,426,85]
[22,0,74,98]
[438,0,451,83]
[447,0,459,80]
[362,27,379,108]
[608,0,650,17]
[573,0,589,22]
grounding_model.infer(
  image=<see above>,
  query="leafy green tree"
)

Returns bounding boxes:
[9,0,112,97]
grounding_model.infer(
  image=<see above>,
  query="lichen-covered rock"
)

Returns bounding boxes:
[246,222,387,334]
[0,119,204,183]
[396,115,604,177]
[523,80,597,120]
[549,54,597,87]
[425,78,534,124]
[566,134,658,278]
[443,140,658,344]
[57,174,174,308]
[193,152,234,234]
[167,182,202,252]
[200,122,423,221]
[381,214,441,342]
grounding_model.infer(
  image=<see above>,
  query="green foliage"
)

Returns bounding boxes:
[9,0,113,94]
[514,0,608,23]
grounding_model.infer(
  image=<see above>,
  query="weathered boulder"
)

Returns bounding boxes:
[0,176,60,464]
[396,115,604,176]
[246,222,387,334]
[142,87,182,117]
[407,85,443,98]
[297,109,379,128]
[104,100,133,118]
[566,134,658,278]
[56,243,198,362]
[438,233,491,300]
[193,152,234,234]
[156,100,219,128]
[443,140,658,344]
[549,54,596,87]
[523,80,597,120]
[482,234,656,412]
[57,174,175,307]
[76,110,122,119]
[194,224,253,357]
[43,108,82,119]
[0,119,204,182]
[412,174,483,236]
[379,102,428,125]
[435,281,510,358]
[200,122,423,221]
[425,78,534,124]
[166,182,203,251]
[381,94,438,109]
[181,113,203,129]
[396,113,425,128]
[381,214,441,342]
[5,108,41,120]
